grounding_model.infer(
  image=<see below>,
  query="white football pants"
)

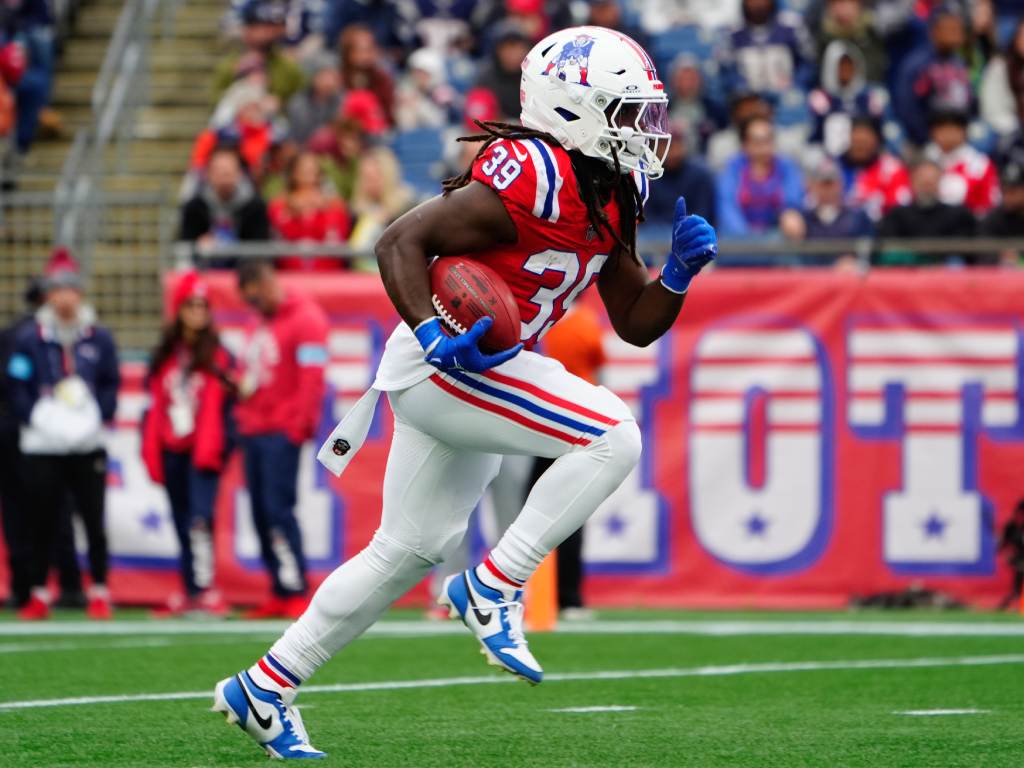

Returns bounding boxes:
[270,351,641,679]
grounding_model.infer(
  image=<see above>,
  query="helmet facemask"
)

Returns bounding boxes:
[594,94,671,179]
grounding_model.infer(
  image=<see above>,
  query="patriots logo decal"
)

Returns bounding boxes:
[543,34,595,87]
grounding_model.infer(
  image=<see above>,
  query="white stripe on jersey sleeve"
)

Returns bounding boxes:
[519,140,551,221]
[533,139,564,222]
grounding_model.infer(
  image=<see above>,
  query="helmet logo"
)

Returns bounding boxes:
[543,33,595,87]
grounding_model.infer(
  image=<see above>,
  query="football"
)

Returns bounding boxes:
[429,257,522,352]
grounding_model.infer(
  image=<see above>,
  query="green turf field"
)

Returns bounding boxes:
[1,610,1023,767]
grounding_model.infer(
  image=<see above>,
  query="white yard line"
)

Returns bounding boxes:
[2,619,1024,638]
[1,654,1021,712]
[549,706,639,713]
[894,708,990,716]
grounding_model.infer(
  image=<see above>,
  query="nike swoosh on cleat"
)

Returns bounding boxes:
[463,574,492,626]
[236,675,274,730]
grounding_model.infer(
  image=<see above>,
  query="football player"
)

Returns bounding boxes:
[213,25,716,759]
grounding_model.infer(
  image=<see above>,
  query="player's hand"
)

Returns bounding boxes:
[660,197,717,295]
[413,316,523,373]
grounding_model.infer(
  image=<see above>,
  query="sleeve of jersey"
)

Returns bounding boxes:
[471,138,565,223]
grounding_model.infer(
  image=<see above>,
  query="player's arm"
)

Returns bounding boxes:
[598,197,716,347]
[375,180,523,372]
[376,181,517,329]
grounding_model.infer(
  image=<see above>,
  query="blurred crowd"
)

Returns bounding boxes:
[0,0,59,170]
[177,0,1024,269]
[1,252,333,620]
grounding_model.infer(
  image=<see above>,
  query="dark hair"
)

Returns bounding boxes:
[147,316,224,385]
[850,115,882,138]
[1016,498,1024,515]
[236,258,275,287]
[442,121,644,261]
[208,143,245,168]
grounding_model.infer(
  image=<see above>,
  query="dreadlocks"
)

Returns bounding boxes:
[441,121,645,262]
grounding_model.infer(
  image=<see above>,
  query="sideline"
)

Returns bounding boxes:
[2,618,1024,638]
[1,654,1022,711]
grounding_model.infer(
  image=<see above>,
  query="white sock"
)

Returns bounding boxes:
[247,652,302,698]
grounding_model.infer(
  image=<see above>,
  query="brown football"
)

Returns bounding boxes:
[429,257,522,353]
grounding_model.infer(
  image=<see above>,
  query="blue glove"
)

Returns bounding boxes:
[660,197,717,294]
[413,315,523,373]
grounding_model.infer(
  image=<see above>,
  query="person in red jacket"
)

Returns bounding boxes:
[142,271,234,617]
[267,151,351,272]
[235,260,328,618]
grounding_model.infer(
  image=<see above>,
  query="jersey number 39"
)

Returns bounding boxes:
[522,249,608,342]
[479,145,522,190]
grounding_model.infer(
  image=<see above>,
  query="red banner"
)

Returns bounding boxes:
[2,269,1022,608]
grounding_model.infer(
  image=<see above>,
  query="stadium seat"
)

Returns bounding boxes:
[650,26,713,74]
[392,127,445,196]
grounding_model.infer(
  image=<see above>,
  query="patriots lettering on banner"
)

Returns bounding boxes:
[7,271,1021,609]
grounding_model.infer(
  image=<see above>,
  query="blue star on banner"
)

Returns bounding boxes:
[745,513,769,537]
[922,513,946,539]
[140,509,163,533]
[604,513,627,537]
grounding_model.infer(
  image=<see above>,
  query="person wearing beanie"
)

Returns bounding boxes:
[142,271,235,617]
[6,247,120,620]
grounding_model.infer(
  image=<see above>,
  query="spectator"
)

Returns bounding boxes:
[893,6,973,146]
[979,20,1024,138]
[528,303,607,620]
[476,21,532,122]
[997,499,1024,610]
[979,158,1024,264]
[843,116,913,220]
[717,116,804,239]
[716,0,815,101]
[587,0,648,50]
[347,146,414,256]
[286,53,344,145]
[876,158,977,265]
[7,249,119,621]
[307,116,367,201]
[668,54,726,154]
[924,110,1000,215]
[8,0,53,155]
[506,0,549,42]
[0,277,42,608]
[268,150,352,271]
[816,0,887,83]
[181,146,271,268]
[394,47,458,130]
[213,0,304,106]
[235,260,328,619]
[644,124,717,228]
[706,91,806,171]
[192,83,282,182]
[809,40,888,157]
[142,272,233,618]
[780,155,874,267]
[338,23,395,126]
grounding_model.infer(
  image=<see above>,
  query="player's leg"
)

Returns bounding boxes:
[392,352,640,681]
[213,415,500,758]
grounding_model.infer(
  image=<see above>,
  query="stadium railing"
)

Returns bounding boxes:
[169,238,1024,272]
[54,0,162,265]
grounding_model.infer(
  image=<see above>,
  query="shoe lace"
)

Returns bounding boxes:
[483,599,528,646]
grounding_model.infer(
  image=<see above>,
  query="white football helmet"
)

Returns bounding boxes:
[520,26,670,179]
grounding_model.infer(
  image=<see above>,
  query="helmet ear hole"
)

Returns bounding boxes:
[554,107,580,122]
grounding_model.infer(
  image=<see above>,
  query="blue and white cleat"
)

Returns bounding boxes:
[212,672,326,759]
[439,569,543,685]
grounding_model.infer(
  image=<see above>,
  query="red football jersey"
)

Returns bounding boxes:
[465,137,640,348]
